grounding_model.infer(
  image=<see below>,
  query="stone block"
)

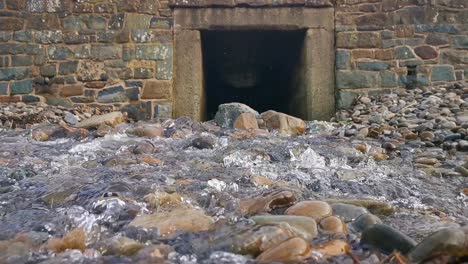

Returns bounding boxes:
[109,14,125,30]
[125,80,144,88]
[0,18,24,31]
[336,32,381,48]
[336,70,379,89]
[123,46,135,61]
[27,0,45,12]
[380,71,398,87]
[453,35,468,49]
[414,46,438,60]
[24,44,42,55]
[14,31,33,42]
[64,32,89,44]
[150,17,173,29]
[25,14,60,30]
[154,104,172,119]
[0,83,7,95]
[337,90,359,109]
[10,80,33,94]
[357,61,390,71]
[77,61,105,82]
[74,45,92,59]
[121,101,153,120]
[382,38,423,48]
[94,3,116,13]
[48,46,74,60]
[11,56,33,67]
[395,46,416,59]
[355,13,387,27]
[0,96,21,103]
[125,87,140,101]
[40,64,56,77]
[91,45,121,60]
[22,95,41,103]
[415,24,460,34]
[431,65,455,82]
[124,13,152,30]
[106,68,132,80]
[142,80,172,99]
[0,68,30,81]
[70,96,94,103]
[136,44,172,60]
[59,61,79,75]
[374,49,394,60]
[0,56,9,67]
[60,84,84,97]
[34,30,63,44]
[335,49,350,70]
[97,85,127,103]
[0,32,12,42]
[134,68,154,79]
[156,59,173,80]
[425,33,449,46]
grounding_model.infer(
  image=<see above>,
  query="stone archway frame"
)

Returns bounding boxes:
[172,4,335,121]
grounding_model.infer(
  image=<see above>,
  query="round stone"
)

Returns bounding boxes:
[256,237,310,263]
[319,216,347,234]
[285,201,332,221]
[361,224,417,255]
[349,213,382,233]
[331,203,368,222]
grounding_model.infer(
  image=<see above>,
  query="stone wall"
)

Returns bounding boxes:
[335,0,468,108]
[0,0,467,120]
[0,0,173,120]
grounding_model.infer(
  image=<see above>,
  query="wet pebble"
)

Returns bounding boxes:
[360,224,417,255]
[330,203,368,222]
[285,201,332,221]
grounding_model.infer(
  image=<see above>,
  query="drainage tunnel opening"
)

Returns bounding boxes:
[201,30,307,120]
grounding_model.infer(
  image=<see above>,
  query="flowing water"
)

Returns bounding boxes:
[0,120,467,263]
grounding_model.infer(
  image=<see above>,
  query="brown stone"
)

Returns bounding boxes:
[6,0,26,10]
[142,80,172,100]
[336,32,381,49]
[234,113,259,130]
[395,25,415,38]
[256,237,311,263]
[355,13,387,27]
[85,81,108,89]
[352,49,374,60]
[414,45,438,60]
[260,110,306,136]
[319,216,347,234]
[314,240,349,257]
[286,201,332,221]
[375,49,394,60]
[60,85,84,97]
[0,96,21,103]
[0,18,24,31]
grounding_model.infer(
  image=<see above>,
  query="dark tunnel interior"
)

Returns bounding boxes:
[201,30,306,120]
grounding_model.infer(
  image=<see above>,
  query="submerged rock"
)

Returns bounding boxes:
[360,224,417,255]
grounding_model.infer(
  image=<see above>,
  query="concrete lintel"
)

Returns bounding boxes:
[174,7,334,31]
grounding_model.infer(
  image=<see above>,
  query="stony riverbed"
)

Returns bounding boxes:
[0,83,468,264]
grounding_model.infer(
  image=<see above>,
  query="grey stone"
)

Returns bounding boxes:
[48,46,73,60]
[453,35,468,49]
[10,80,33,95]
[59,61,79,75]
[14,31,33,42]
[154,104,172,119]
[150,17,173,29]
[134,68,153,79]
[11,56,33,67]
[357,61,390,71]
[0,68,30,81]
[121,102,153,120]
[125,87,140,101]
[34,30,63,44]
[40,64,56,77]
[97,85,127,103]
[350,213,382,233]
[336,70,379,89]
[337,90,359,109]
[331,203,368,222]
[408,228,466,263]
[64,112,79,125]
[395,46,416,59]
[431,65,455,82]
[0,83,7,95]
[156,58,173,80]
[335,49,350,70]
[415,24,460,34]
[64,32,89,44]
[22,95,41,103]
[361,224,417,255]
[91,45,121,60]
[136,44,172,60]
[24,44,42,55]
[380,71,398,87]
[214,102,259,128]
[425,33,449,46]
[0,31,12,42]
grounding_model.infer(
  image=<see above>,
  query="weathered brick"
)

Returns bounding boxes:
[431,65,455,82]
[336,70,379,89]
[60,84,84,97]
[336,32,381,48]
[141,80,172,99]
[0,17,24,31]
[11,56,33,67]
[0,68,30,81]
[10,80,33,94]
[59,61,79,75]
